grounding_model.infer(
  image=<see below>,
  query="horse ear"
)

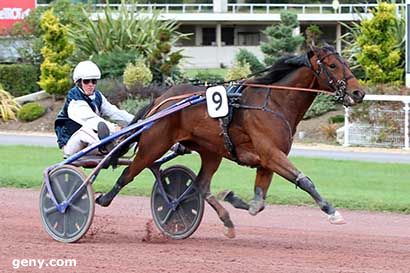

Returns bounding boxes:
[322,42,336,53]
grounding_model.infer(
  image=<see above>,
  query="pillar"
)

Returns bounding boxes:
[336,22,341,54]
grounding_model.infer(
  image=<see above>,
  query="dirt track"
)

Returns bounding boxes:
[1,188,409,273]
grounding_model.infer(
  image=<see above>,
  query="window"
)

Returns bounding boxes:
[176,26,195,46]
[238,32,260,46]
[222,27,234,46]
[202,28,216,46]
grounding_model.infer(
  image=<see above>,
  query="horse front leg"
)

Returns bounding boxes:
[266,152,346,225]
[197,151,236,238]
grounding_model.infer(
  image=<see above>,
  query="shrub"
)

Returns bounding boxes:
[328,114,345,124]
[119,98,151,116]
[304,94,337,119]
[224,62,251,82]
[320,123,338,141]
[99,78,163,105]
[0,64,40,97]
[191,71,225,85]
[98,78,128,106]
[92,49,140,79]
[123,61,153,89]
[17,102,45,122]
[39,9,74,96]
[342,2,405,85]
[0,86,21,121]
[235,49,265,74]
[71,4,187,85]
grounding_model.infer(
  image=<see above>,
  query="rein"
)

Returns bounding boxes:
[241,83,334,96]
[146,79,334,119]
[145,91,205,117]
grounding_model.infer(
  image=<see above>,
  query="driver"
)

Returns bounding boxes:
[54,60,134,158]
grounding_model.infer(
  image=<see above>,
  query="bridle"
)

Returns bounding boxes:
[239,49,355,104]
[310,50,355,103]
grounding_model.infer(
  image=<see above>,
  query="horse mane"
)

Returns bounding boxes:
[250,44,337,85]
[251,53,311,85]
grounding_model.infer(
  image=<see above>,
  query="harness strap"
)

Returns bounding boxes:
[219,114,238,162]
[145,91,205,117]
[218,93,242,163]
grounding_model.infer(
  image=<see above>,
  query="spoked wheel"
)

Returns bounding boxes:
[39,165,94,243]
[151,165,204,239]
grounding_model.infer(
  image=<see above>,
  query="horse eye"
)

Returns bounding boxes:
[329,63,337,69]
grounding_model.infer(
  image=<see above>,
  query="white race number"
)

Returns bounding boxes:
[206,86,229,118]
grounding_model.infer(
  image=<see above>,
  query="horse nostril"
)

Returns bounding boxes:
[352,90,364,102]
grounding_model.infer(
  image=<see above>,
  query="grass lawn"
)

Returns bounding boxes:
[1,145,409,213]
[183,68,227,79]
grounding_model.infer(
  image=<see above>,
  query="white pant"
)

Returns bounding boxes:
[63,126,101,157]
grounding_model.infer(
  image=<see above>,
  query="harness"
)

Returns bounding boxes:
[218,84,244,162]
[219,84,294,163]
[218,50,353,163]
[143,50,353,164]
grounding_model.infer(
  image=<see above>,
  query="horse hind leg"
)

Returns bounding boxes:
[96,130,175,207]
[248,167,272,215]
[217,167,271,215]
[216,190,250,210]
[197,151,236,238]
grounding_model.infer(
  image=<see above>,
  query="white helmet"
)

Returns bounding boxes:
[72,60,101,82]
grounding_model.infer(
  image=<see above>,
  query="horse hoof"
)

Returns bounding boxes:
[328,211,346,225]
[224,227,235,239]
[95,194,111,207]
[216,190,233,201]
[248,200,264,216]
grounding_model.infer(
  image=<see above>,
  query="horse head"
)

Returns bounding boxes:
[308,45,365,106]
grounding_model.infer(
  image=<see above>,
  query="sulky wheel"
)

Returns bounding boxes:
[39,165,94,243]
[151,165,204,239]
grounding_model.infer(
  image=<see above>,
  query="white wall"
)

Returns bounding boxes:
[178,46,263,69]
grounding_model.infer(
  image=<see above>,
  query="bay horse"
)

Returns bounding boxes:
[96,45,365,238]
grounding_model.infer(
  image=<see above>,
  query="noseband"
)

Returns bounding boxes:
[312,51,354,103]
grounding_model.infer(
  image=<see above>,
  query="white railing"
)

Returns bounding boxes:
[228,3,383,14]
[36,3,405,15]
[37,3,214,13]
[343,95,410,149]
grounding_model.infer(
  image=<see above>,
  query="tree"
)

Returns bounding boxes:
[305,24,323,47]
[235,49,265,74]
[260,11,304,66]
[38,9,74,96]
[355,2,404,85]
[11,0,87,66]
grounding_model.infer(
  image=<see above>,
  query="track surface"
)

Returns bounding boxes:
[1,188,409,273]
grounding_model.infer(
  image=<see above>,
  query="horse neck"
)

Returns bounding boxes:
[272,66,318,131]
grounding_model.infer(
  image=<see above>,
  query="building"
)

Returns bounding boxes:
[80,1,388,68]
[14,1,405,68]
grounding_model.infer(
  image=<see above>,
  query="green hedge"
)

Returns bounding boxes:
[17,102,45,122]
[304,94,337,119]
[0,64,40,97]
